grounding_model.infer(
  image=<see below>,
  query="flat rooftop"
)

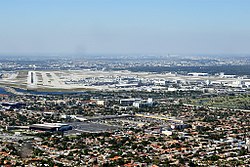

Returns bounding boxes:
[30,123,69,128]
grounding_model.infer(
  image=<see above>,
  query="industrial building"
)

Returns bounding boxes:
[120,98,141,106]
[29,123,72,132]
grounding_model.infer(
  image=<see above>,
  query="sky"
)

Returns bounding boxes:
[0,0,250,55]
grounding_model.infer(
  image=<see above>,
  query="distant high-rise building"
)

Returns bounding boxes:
[246,138,250,152]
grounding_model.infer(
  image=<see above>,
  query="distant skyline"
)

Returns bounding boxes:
[0,0,250,55]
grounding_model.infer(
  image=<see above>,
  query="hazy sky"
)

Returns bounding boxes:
[0,0,250,55]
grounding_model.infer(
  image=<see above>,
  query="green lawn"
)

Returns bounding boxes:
[188,95,250,109]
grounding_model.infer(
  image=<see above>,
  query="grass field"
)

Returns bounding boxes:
[188,94,250,109]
